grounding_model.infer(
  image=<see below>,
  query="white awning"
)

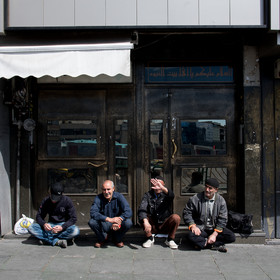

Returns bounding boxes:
[0,42,133,79]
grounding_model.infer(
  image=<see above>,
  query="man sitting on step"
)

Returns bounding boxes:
[138,176,181,249]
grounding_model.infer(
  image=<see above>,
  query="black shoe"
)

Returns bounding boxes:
[38,240,48,245]
[67,239,74,246]
[211,245,227,253]
[56,240,67,248]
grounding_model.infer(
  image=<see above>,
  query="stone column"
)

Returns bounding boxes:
[243,45,262,230]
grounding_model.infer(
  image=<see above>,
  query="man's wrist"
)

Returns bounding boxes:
[212,231,218,237]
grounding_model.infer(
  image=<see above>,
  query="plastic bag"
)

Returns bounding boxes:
[14,214,34,235]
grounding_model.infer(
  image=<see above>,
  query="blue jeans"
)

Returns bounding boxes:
[28,222,80,246]
[88,218,132,243]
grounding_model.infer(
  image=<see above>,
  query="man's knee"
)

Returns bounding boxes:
[122,219,133,230]
[66,225,80,237]
[228,232,236,243]
[28,223,41,235]
[88,219,99,230]
[170,214,181,224]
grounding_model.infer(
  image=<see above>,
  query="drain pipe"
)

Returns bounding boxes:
[15,119,22,222]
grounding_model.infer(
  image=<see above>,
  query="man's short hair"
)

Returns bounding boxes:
[103,180,114,188]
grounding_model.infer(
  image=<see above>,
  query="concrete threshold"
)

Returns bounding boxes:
[3,226,266,244]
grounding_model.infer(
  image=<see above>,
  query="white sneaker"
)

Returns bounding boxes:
[142,237,155,248]
[165,239,178,249]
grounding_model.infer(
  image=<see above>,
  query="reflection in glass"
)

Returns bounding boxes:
[150,120,163,177]
[115,120,128,193]
[181,120,226,155]
[181,167,227,194]
[48,167,97,194]
[47,120,97,157]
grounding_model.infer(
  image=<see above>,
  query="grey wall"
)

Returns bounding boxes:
[0,0,4,33]
[8,0,263,28]
[0,88,11,235]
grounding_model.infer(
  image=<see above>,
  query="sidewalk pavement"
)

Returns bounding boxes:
[0,233,280,280]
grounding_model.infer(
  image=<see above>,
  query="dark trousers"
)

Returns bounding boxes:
[186,227,236,249]
[88,218,133,243]
[142,214,181,240]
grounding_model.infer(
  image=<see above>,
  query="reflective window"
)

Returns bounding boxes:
[47,120,97,157]
[48,167,97,194]
[115,120,128,193]
[150,120,164,177]
[181,120,226,156]
[181,167,227,194]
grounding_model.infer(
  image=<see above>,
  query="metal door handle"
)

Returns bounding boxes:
[88,161,107,168]
[171,139,177,159]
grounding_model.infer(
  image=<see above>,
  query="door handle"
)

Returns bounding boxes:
[88,161,107,168]
[171,139,177,159]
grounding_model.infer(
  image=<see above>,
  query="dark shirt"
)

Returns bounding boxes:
[138,189,174,224]
[90,192,132,222]
[36,195,77,231]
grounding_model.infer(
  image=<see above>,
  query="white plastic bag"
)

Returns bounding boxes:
[14,214,34,235]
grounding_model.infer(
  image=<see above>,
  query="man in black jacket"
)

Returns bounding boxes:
[138,176,180,249]
[28,182,80,248]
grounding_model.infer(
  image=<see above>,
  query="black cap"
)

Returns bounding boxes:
[50,182,64,202]
[205,178,219,189]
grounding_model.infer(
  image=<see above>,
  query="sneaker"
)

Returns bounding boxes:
[211,245,227,253]
[165,239,178,249]
[56,240,67,248]
[142,236,155,248]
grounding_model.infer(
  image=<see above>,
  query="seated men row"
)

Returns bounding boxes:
[28,177,235,252]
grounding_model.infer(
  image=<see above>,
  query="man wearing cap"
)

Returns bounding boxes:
[28,182,80,248]
[138,176,181,249]
[88,180,133,248]
[183,178,235,252]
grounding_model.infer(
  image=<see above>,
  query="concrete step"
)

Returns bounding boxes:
[3,226,266,244]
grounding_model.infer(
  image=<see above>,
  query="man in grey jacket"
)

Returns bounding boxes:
[183,178,235,252]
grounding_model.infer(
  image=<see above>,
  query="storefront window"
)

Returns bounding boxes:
[181,167,227,194]
[47,120,97,157]
[181,119,226,156]
[115,120,128,193]
[150,119,164,177]
[48,167,97,194]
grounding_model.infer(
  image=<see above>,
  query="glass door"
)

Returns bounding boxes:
[146,87,238,222]
[35,88,134,226]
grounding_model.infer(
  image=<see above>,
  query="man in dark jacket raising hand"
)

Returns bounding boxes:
[138,176,181,249]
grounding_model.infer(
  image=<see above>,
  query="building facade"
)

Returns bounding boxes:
[0,0,280,239]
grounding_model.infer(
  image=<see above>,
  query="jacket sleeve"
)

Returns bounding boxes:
[61,197,77,230]
[90,195,108,221]
[118,194,132,220]
[138,193,149,223]
[214,196,228,232]
[36,198,48,227]
[166,188,175,199]
[183,197,196,227]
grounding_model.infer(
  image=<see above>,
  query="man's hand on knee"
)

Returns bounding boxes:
[191,225,201,236]
[143,219,152,235]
